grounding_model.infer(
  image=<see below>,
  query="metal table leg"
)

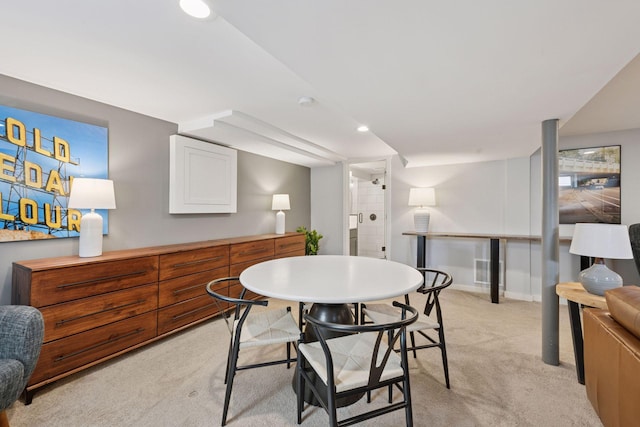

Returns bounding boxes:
[567,300,585,384]
[490,238,499,303]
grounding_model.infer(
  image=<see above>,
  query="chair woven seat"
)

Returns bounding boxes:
[236,307,300,347]
[363,303,439,332]
[299,332,403,393]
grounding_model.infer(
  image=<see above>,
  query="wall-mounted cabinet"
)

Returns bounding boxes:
[169,134,237,214]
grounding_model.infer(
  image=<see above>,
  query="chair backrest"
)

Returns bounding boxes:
[414,268,453,317]
[303,301,418,389]
[205,277,268,338]
[630,224,640,276]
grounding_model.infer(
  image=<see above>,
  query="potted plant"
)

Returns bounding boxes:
[296,226,323,255]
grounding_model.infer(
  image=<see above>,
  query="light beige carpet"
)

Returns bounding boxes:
[7,290,602,426]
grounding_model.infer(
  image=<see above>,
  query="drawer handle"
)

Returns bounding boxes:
[171,304,213,321]
[279,242,301,249]
[173,282,208,295]
[54,328,145,362]
[57,270,149,289]
[55,299,147,327]
[239,248,268,256]
[173,256,224,268]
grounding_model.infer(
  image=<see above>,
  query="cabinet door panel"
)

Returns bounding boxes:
[158,266,229,307]
[230,257,273,277]
[30,312,157,385]
[229,282,262,302]
[40,284,158,343]
[30,257,159,307]
[159,246,229,281]
[275,234,305,256]
[157,295,220,335]
[230,240,274,265]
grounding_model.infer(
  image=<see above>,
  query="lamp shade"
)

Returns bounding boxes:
[569,223,633,260]
[272,194,290,211]
[570,223,633,296]
[408,188,436,207]
[68,178,116,209]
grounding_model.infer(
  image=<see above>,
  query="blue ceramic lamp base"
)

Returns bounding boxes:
[579,259,623,296]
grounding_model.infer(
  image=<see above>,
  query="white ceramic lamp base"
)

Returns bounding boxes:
[275,210,285,234]
[413,208,430,233]
[579,261,622,296]
[78,210,104,257]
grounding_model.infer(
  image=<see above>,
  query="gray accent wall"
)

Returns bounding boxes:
[0,75,310,304]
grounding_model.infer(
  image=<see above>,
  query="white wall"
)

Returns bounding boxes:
[310,163,344,255]
[388,155,545,300]
[385,128,640,301]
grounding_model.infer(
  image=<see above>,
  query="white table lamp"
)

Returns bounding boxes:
[408,187,436,233]
[272,194,290,235]
[569,223,633,295]
[68,178,116,257]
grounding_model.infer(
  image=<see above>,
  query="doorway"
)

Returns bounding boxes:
[347,160,388,259]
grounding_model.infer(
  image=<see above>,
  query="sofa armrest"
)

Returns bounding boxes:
[0,305,44,392]
[584,308,640,427]
[605,285,640,339]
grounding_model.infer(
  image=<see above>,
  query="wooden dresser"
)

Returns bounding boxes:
[12,232,305,403]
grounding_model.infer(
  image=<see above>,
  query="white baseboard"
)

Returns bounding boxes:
[450,283,542,303]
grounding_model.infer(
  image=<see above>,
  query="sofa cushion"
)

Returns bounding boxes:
[605,285,640,340]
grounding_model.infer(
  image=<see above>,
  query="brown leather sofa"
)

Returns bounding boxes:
[584,285,640,427]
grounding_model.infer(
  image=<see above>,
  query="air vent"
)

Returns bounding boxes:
[474,259,503,285]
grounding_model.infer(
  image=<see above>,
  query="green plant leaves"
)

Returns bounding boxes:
[296,226,323,255]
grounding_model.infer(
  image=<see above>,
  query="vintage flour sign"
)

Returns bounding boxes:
[0,105,108,241]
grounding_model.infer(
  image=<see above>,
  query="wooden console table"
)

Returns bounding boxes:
[403,231,572,304]
[12,232,305,403]
[556,282,607,384]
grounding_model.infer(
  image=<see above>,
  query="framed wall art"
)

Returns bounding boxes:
[0,105,108,241]
[558,144,621,224]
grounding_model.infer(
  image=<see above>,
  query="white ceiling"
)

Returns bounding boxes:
[1,1,639,168]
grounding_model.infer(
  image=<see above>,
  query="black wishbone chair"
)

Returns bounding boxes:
[206,277,301,426]
[361,268,453,389]
[296,301,418,427]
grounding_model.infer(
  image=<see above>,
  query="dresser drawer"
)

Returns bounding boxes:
[275,234,305,256]
[159,246,229,281]
[229,281,261,302]
[157,294,220,335]
[230,239,274,265]
[30,311,157,385]
[30,257,159,308]
[230,257,273,277]
[158,266,229,307]
[40,283,158,343]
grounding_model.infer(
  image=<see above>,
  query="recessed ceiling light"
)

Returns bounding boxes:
[179,0,211,19]
[357,125,369,132]
[298,96,315,106]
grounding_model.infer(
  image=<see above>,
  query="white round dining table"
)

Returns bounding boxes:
[240,255,423,407]
[239,255,424,304]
